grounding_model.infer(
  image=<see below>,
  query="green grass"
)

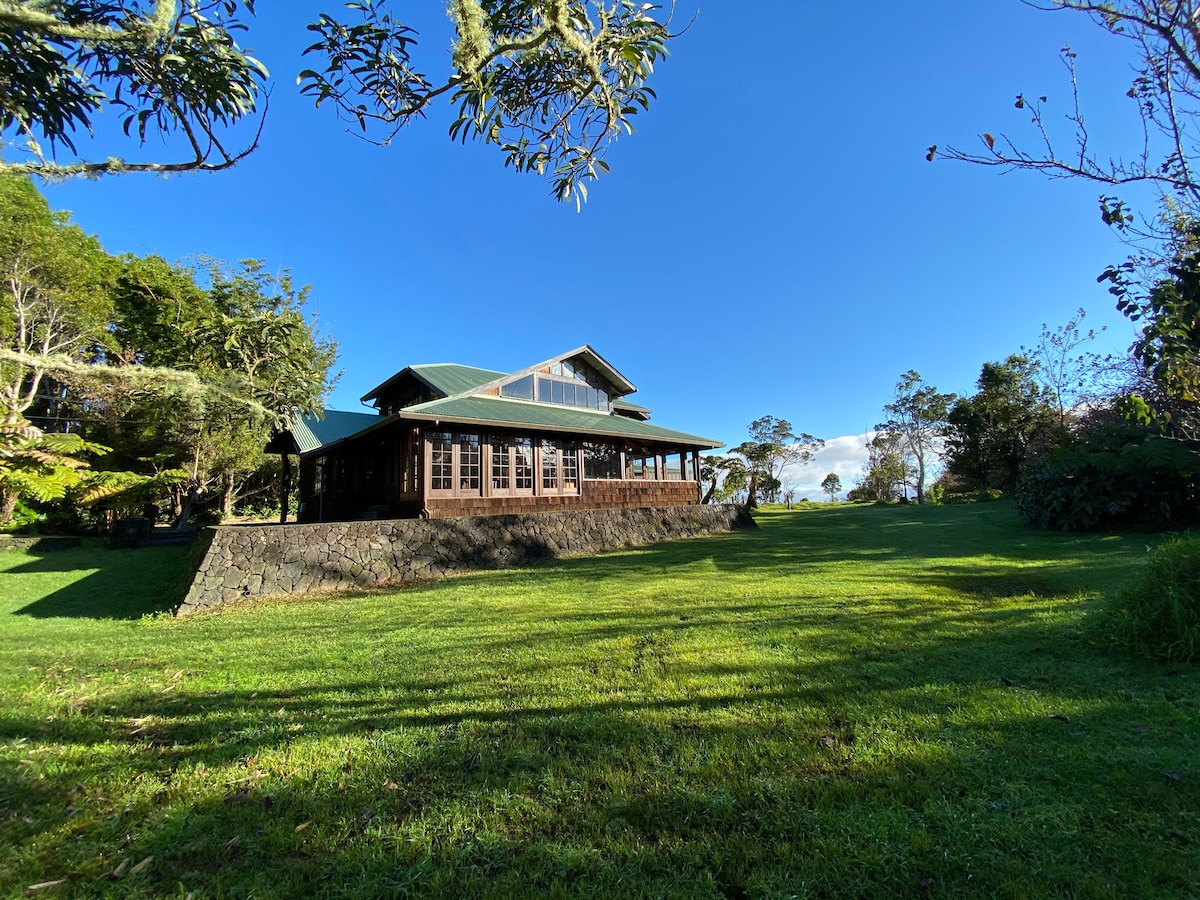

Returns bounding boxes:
[0,504,1196,898]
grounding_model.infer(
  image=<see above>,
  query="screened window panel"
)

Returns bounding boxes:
[583,442,621,479]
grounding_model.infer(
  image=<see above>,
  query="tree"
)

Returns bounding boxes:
[0,1,673,202]
[732,416,823,509]
[1016,407,1200,531]
[935,2,1200,399]
[699,454,748,504]
[91,257,338,525]
[0,179,339,526]
[0,176,113,426]
[934,1,1200,225]
[0,176,115,521]
[945,355,1058,493]
[820,473,841,502]
[1021,308,1119,427]
[848,431,909,502]
[0,417,112,523]
[877,370,955,504]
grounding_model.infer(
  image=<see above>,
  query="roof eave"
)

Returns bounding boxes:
[396,408,723,450]
[297,412,406,458]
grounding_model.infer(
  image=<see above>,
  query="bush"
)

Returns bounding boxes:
[1016,427,1198,532]
[943,488,1004,505]
[0,501,43,533]
[1098,536,1200,663]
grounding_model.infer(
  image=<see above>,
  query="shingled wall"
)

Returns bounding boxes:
[178,504,753,615]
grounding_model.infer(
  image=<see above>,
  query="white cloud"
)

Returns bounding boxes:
[779,432,872,501]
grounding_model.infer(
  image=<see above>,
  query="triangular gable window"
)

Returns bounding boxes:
[497,354,615,411]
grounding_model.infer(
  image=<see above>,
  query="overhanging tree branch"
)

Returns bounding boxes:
[1,0,676,201]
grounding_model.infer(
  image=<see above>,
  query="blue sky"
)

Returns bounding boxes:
[35,1,1158,494]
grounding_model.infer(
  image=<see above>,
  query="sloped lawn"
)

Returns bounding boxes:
[0,504,1196,898]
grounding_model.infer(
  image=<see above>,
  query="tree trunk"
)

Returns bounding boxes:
[279,453,292,524]
[0,488,17,526]
[745,472,759,509]
[173,483,201,529]
[220,472,236,517]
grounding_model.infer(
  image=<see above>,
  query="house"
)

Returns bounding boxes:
[269,346,724,522]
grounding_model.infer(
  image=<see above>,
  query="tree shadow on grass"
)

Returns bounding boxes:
[525,503,1143,600]
[5,543,193,619]
[2,592,1197,898]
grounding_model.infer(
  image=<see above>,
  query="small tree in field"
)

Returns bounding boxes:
[733,416,823,509]
[878,371,955,505]
[821,473,842,502]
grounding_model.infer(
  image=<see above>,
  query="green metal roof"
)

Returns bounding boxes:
[289,409,380,453]
[612,398,652,413]
[361,363,505,403]
[409,364,505,397]
[399,395,723,449]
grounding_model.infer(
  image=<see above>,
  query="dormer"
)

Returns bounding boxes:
[361,363,505,415]
[470,345,636,413]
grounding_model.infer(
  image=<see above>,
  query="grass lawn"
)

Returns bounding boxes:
[0,503,1196,898]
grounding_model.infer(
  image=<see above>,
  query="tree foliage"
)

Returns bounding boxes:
[87,256,338,524]
[0,0,673,202]
[0,175,113,425]
[732,416,823,508]
[877,370,954,504]
[820,472,841,501]
[1017,412,1199,530]
[0,177,338,526]
[848,431,909,502]
[936,1,1200,222]
[0,415,111,524]
[699,454,747,505]
[945,355,1058,493]
[1021,307,1118,426]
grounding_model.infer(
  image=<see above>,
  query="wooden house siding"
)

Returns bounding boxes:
[285,346,720,523]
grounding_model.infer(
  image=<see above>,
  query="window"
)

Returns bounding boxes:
[542,439,559,490]
[458,434,481,492]
[429,431,482,496]
[531,357,612,411]
[537,439,580,494]
[490,437,510,490]
[561,442,579,491]
[501,374,535,400]
[514,438,534,491]
[584,442,621,479]
[628,454,658,480]
[430,431,453,491]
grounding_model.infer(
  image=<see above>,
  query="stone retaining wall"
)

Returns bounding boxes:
[179,504,753,615]
[0,535,82,552]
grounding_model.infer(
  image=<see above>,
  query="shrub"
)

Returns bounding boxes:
[1016,426,1198,532]
[0,501,42,533]
[1098,535,1200,663]
[943,488,1003,505]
